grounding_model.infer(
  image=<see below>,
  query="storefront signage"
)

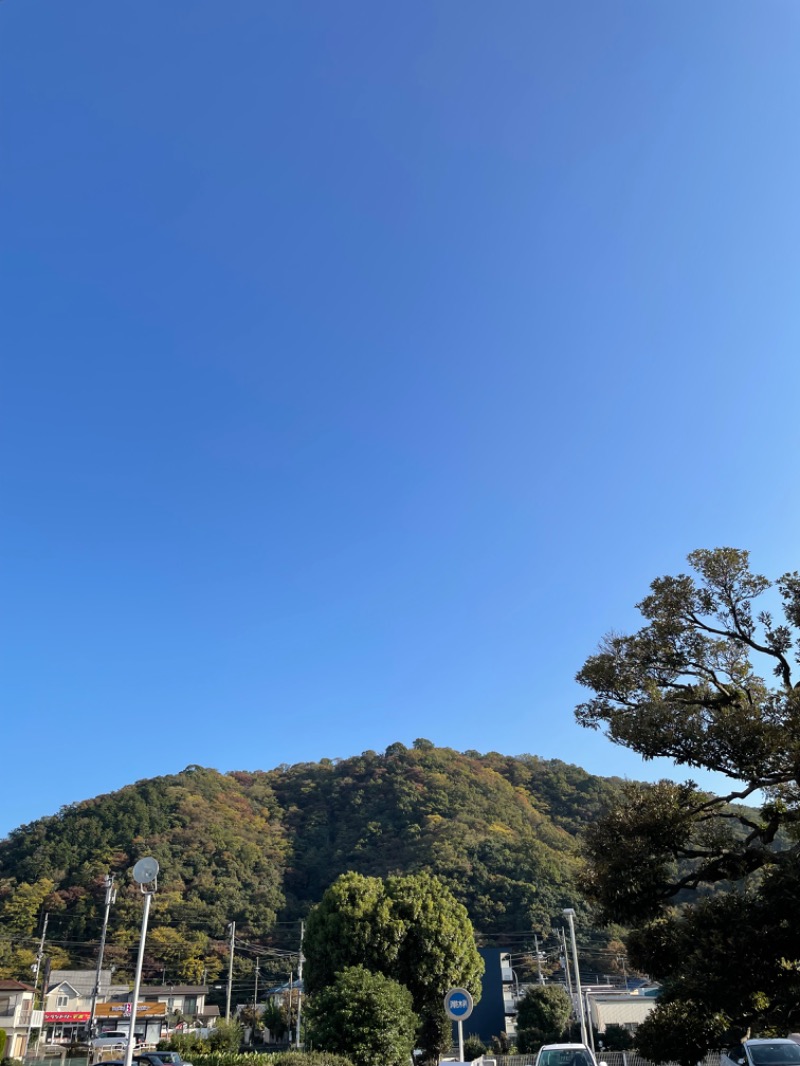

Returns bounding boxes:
[95,1004,166,1018]
[45,1012,90,1023]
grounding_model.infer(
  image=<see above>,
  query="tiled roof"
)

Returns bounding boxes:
[50,970,115,997]
[138,986,208,995]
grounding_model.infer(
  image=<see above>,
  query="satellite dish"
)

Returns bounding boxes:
[132,857,160,884]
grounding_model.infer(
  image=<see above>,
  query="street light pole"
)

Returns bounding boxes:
[124,859,159,1066]
[563,909,588,1048]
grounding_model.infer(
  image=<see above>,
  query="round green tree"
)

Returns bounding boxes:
[515,985,572,1052]
[387,871,484,1059]
[306,965,419,1066]
[303,872,403,995]
[303,870,484,1062]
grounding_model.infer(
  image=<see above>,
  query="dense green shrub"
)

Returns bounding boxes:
[207,1020,243,1052]
[306,966,418,1066]
[160,1033,206,1055]
[602,1025,634,1051]
[187,1053,353,1066]
[516,985,572,1051]
[463,1035,487,1061]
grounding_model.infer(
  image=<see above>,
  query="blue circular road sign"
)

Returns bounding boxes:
[444,988,474,1021]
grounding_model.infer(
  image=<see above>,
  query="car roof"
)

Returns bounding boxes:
[745,1042,799,1047]
[540,1046,592,1052]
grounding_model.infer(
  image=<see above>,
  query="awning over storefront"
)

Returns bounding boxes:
[95,1004,167,1018]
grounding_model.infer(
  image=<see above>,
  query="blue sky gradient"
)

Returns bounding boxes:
[3,1,800,836]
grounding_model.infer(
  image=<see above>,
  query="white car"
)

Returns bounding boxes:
[91,1033,133,1048]
[722,1041,800,1066]
[535,1043,607,1066]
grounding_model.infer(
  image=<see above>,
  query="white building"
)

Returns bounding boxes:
[586,991,657,1034]
[0,979,44,1058]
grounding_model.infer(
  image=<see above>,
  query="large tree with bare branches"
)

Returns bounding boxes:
[576,548,800,1063]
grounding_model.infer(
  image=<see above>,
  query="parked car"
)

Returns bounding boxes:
[535,1044,607,1066]
[722,1041,800,1066]
[135,1052,193,1066]
[91,1033,132,1048]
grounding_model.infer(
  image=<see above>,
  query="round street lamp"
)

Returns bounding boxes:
[123,859,159,1066]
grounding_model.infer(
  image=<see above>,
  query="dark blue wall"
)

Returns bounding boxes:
[455,948,507,1047]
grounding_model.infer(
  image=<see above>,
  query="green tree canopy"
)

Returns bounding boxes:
[387,871,485,1057]
[303,872,402,994]
[304,871,483,1060]
[515,985,572,1052]
[576,548,800,1061]
[305,965,419,1066]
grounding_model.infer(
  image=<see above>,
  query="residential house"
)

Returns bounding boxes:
[256,979,303,1045]
[137,984,209,1021]
[0,979,43,1058]
[45,969,128,1043]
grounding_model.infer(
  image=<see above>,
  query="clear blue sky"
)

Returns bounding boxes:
[3,1,800,839]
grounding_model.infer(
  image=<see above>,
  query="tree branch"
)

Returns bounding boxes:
[686,611,794,690]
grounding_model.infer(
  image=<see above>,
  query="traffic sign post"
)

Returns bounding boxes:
[444,987,474,1062]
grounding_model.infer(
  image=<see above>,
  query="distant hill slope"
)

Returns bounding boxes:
[0,743,625,982]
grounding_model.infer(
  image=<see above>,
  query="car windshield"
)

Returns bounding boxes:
[540,1052,592,1066]
[151,1055,181,1064]
[749,1047,800,1066]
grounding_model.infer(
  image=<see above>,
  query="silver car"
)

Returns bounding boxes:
[722,1040,800,1066]
[535,1043,607,1066]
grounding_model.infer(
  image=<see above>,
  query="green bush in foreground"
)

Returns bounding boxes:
[306,966,418,1066]
[463,1034,487,1061]
[187,1052,354,1066]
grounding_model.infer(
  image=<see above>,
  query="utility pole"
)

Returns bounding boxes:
[251,961,259,1043]
[558,925,571,1006]
[534,934,544,985]
[89,875,116,1038]
[286,970,293,1046]
[295,921,304,1049]
[26,912,49,1055]
[225,922,236,1023]
[563,908,588,1048]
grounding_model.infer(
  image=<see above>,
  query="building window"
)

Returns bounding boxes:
[183,997,197,1015]
[57,996,69,1008]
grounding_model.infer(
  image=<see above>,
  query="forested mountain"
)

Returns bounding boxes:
[0,743,624,985]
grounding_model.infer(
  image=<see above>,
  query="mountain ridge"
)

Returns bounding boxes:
[0,743,626,983]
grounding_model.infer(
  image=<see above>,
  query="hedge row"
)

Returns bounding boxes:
[188,1052,354,1066]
